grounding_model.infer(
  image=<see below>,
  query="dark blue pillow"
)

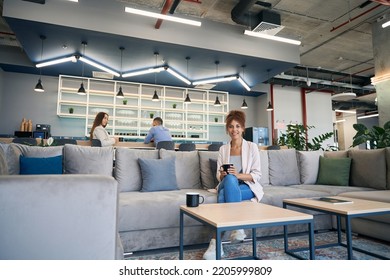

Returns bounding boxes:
[20,155,63,175]
[138,157,178,192]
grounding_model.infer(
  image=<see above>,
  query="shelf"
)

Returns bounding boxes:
[58,75,228,141]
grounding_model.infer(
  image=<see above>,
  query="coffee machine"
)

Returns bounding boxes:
[33,124,51,139]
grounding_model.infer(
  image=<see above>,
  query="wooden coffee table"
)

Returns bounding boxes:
[283,196,390,260]
[179,202,314,260]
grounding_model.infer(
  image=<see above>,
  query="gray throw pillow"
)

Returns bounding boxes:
[64,144,114,176]
[159,149,201,189]
[268,149,300,186]
[198,151,219,189]
[138,157,178,192]
[209,158,219,187]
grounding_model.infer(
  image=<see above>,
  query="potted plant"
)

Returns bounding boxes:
[149,112,154,119]
[352,121,390,149]
[277,123,334,151]
[214,117,218,122]
[172,103,177,109]
[122,99,128,105]
[68,107,74,114]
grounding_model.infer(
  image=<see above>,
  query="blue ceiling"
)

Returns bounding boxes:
[2,15,297,97]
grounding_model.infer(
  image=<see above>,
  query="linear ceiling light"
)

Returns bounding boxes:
[125,7,201,27]
[36,55,77,68]
[79,57,120,77]
[335,109,356,114]
[192,75,238,85]
[237,76,251,91]
[165,67,191,85]
[382,20,390,28]
[357,113,379,119]
[122,66,165,78]
[244,30,301,45]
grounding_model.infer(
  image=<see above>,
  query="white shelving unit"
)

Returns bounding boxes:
[57,75,229,141]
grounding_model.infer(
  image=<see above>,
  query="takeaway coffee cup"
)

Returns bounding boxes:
[222,163,233,174]
[186,192,205,207]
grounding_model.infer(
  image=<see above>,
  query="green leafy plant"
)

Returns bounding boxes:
[172,103,177,109]
[122,99,128,105]
[68,107,74,114]
[352,121,390,149]
[277,124,334,151]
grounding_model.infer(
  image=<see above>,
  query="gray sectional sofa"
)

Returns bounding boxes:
[1,142,389,258]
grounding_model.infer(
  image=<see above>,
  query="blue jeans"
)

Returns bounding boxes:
[217,174,254,203]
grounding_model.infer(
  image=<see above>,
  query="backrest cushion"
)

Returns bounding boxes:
[268,149,300,186]
[198,151,219,189]
[297,150,324,184]
[348,148,387,190]
[9,143,64,175]
[114,148,159,192]
[259,150,269,186]
[0,146,8,175]
[64,144,113,176]
[159,149,201,189]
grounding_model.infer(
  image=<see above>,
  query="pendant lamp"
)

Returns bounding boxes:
[241,99,248,109]
[34,35,45,92]
[152,52,160,101]
[78,42,87,95]
[116,47,125,98]
[184,57,191,104]
[214,96,221,106]
[266,101,274,111]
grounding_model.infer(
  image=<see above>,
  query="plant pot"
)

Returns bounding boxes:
[150,113,154,119]
[172,104,177,109]
[69,108,74,114]
[214,118,218,122]
[122,100,127,105]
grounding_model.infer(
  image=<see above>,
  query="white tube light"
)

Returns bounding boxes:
[122,66,165,78]
[335,109,357,114]
[192,75,238,85]
[125,7,201,27]
[237,76,251,91]
[357,113,379,119]
[244,30,301,45]
[382,20,390,28]
[36,55,77,68]
[79,57,120,77]
[165,67,191,85]
[335,119,346,123]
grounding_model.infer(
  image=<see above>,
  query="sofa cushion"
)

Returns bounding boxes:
[138,157,178,192]
[19,155,63,175]
[8,143,63,175]
[259,150,269,186]
[0,146,8,175]
[387,148,390,190]
[297,150,324,184]
[209,158,219,187]
[159,149,201,189]
[348,149,386,190]
[268,149,300,186]
[114,148,159,192]
[64,144,113,176]
[316,156,351,186]
[198,151,219,189]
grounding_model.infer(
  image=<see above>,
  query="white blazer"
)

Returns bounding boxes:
[93,126,115,147]
[216,139,264,202]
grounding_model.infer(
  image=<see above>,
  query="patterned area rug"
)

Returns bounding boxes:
[125,231,390,260]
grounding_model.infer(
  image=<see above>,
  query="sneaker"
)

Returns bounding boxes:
[230,229,246,243]
[203,239,225,260]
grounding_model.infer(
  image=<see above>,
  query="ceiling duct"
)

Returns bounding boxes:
[231,1,282,34]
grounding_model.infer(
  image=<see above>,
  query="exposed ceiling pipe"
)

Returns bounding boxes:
[155,0,174,29]
[169,0,182,14]
[231,0,260,28]
[330,3,382,32]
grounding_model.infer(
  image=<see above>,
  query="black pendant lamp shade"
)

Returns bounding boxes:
[241,99,248,109]
[214,96,221,106]
[184,93,191,104]
[34,79,44,92]
[77,82,86,95]
[152,90,159,101]
[266,101,274,111]
[116,86,124,98]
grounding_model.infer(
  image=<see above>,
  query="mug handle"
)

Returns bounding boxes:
[199,195,205,204]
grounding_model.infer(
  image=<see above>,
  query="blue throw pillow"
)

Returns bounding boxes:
[138,157,178,192]
[20,155,63,175]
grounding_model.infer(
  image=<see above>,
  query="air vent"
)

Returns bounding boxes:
[331,92,357,101]
[252,10,284,35]
[92,71,114,80]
